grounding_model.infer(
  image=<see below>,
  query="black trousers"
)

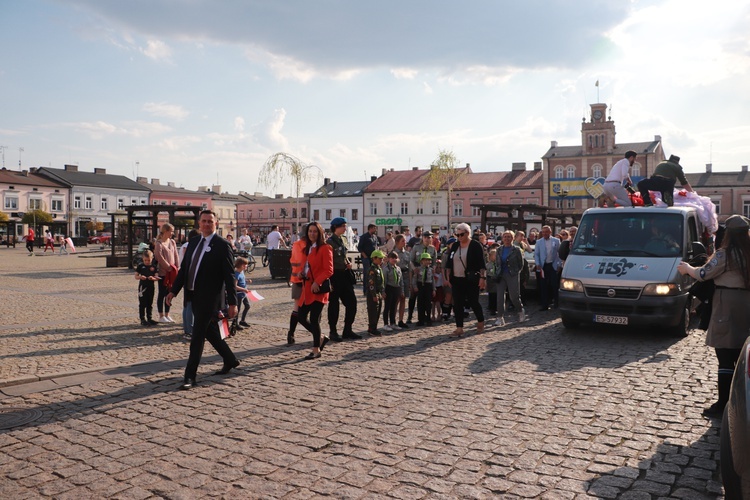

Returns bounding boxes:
[417,283,433,323]
[138,285,154,320]
[157,280,171,314]
[638,176,675,205]
[184,307,237,381]
[299,301,324,347]
[539,263,559,309]
[451,277,484,328]
[383,285,401,325]
[327,270,357,333]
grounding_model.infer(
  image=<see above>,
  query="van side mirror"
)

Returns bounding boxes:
[688,241,708,266]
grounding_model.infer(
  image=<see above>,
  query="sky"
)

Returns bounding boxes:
[1,0,749,197]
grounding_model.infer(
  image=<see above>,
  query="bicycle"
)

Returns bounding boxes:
[234,249,256,274]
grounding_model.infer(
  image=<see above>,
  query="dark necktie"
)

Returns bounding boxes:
[187,238,205,290]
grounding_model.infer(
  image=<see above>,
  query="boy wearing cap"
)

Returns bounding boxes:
[327,217,360,341]
[382,251,403,332]
[366,249,386,335]
[408,231,437,323]
[416,252,436,326]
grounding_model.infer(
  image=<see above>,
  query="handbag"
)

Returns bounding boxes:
[316,279,332,294]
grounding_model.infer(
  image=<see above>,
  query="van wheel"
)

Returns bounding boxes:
[669,306,690,337]
[561,314,578,329]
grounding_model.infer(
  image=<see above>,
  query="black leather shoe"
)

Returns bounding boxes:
[320,336,330,352]
[180,378,196,390]
[215,359,240,375]
[342,330,362,340]
[304,351,321,360]
[287,331,295,346]
[329,332,342,342]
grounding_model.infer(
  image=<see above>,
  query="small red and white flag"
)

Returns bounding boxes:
[218,318,232,339]
[247,290,265,302]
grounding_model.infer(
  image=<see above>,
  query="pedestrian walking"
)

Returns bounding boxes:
[444,223,487,337]
[232,257,252,331]
[178,229,199,339]
[26,227,35,256]
[43,229,55,252]
[493,231,527,326]
[167,210,240,390]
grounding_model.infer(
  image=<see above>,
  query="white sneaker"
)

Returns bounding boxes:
[494,317,506,327]
[159,317,170,323]
[383,325,393,332]
[519,309,528,322]
[165,316,175,323]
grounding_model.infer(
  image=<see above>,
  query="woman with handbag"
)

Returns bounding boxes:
[494,230,527,326]
[154,223,180,323]
[297,221,334,359]
[444,223,487,337]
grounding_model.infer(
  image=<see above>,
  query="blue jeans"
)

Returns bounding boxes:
[182,300,194,335]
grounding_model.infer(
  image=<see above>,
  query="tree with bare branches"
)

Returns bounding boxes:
[258,153,322,235]
[420,149,469,232]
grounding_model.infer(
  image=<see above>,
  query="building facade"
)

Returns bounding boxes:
[309,178,370,236]
[686,164,750,221]
[542,103,665,211]
[37,165,151,237]
[235,193,307,241]
[0,167,69,241]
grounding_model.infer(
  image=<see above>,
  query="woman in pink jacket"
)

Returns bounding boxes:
[154,223,180,323]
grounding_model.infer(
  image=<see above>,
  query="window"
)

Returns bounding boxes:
[472,205,480,217]
[351,208,358,221]
[592,164,602,178]
[291,208,297,218]
[239,210,245,219]
[710,196,721,215]
[385,202,393,215]
[101,198,108,210]
[369,202,377,215]
[131,198,138,205]
[566,199,575,209]
[453,201,463,217]
[4,196,18,210]
[325,209,332,220]
[74,195,82,209]
[201,203,207,209]
[566,166,575,179]
[400,202,408,215]
[186,202,192,207]
[270,209,275,219]
[313,209,320,221]
[554,166,564,179]
[118,198,125,209]
[631,164,641,177]
[431,201,439,215]
[51,199,63,212]
[416,202,424,215]
[339,209,346,218]
[85,197,93,210]
[29,198,42,210]
[171,201,178,206]
[744,200,750,219]
[140,199,147,205]
[258,209,264,219]
[301,208,307,219]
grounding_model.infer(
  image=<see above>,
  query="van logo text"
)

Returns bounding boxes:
[597,258,636,277]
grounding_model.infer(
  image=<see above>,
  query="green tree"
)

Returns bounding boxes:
[258,152,322,234]
[420,149,469,232]
[0,211,8,222]
[22,209,53,225]
[85,221,105,233]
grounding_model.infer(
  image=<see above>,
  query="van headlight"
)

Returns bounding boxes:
[643,283,681,296]
[560,278,584,293]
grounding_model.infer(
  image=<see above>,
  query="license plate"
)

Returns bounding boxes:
[593,314,628,325]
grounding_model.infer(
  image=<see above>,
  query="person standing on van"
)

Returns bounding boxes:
[677,215,750,417]
[602,151,636,207]
[534,225,562,311]
[637,154,694,207]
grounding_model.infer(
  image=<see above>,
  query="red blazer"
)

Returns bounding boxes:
[297,244,334,306]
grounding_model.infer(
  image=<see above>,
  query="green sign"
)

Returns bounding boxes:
[375,217,403,225]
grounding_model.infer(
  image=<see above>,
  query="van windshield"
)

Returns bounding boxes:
[571,212,683,257]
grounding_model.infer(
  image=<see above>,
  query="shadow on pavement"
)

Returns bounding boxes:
[468,318,682,375]
[586,422,722,498]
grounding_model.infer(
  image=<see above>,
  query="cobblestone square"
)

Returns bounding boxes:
[0,248,724,498]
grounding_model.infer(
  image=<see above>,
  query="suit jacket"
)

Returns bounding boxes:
[534,237,563,271]
[298,244,334,307]
[171,233,238,314]
[494,244,524,278]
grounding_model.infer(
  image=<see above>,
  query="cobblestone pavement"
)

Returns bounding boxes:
[0,247,725,498]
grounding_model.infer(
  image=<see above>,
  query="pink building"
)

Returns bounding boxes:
[235,193,307,241]
[0,168,69,241]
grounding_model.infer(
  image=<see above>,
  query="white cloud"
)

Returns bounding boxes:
[156,135,202,151]
[254,108,289,151]
[391,68,418,80]
[422,82,433,94]
[64,120,171,139]
[234,117,245,132]
[141,39,172,61]
[143,102,189,121]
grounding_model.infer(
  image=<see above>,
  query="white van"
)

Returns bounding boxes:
[558,206,710,336]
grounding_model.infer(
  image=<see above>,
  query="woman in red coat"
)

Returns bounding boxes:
[297,221,334,359]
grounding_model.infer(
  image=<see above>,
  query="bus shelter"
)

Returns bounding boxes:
[106,205,201,268]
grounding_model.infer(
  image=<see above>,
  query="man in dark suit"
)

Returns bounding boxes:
[167,210,240,390]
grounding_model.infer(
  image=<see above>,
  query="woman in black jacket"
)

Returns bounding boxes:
[444,223,487,337]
